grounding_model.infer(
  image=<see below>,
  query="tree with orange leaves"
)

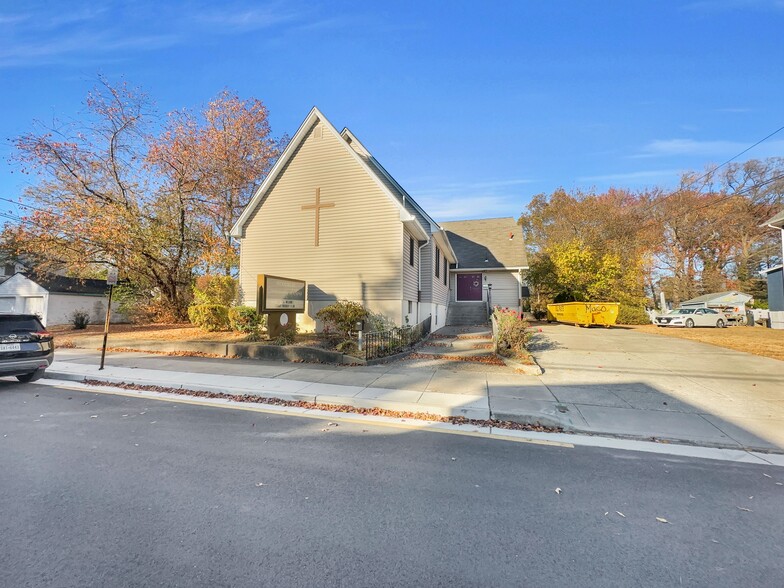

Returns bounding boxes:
[3,77,282,319]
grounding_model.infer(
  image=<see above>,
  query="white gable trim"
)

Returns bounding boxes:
[0,273,48,295]
[231,107,428,238]
[341,127,441,233]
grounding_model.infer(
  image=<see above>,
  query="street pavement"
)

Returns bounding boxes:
[48,321,784,452]
[1,381,783,587]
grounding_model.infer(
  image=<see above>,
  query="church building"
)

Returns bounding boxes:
[231,108,528,332]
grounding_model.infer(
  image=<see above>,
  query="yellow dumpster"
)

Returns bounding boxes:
[547,302,620,327]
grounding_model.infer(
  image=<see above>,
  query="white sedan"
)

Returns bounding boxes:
[655,308,728,328]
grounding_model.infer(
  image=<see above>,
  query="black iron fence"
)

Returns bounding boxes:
[364,316,432,360]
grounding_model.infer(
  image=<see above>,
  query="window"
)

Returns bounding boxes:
[435,246,440,278]
[443,255,447,285]
[409,236,414,266]
[408,300,412,313]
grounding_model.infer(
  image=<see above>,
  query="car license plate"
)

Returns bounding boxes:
[0,343,21,352]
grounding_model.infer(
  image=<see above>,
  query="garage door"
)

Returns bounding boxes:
[23,296,45,319]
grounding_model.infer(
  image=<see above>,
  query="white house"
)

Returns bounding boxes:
[0,273,120,327]
[231,107,529,331]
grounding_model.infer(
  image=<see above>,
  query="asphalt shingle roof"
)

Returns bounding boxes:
[26,273,109,295]
[439,217,528,269]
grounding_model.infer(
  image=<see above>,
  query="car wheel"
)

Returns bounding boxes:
[16,369,44,383]
[685,319,695,328]
[716,319,725,328]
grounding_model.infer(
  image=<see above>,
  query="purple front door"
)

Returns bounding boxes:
[457,273,483,301]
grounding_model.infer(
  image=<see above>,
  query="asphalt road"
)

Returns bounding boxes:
[1,380,783,588]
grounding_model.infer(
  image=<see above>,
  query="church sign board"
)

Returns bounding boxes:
[257,275,306,339]
[257,274,306,313]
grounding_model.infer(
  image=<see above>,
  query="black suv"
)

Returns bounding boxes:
[0,314,54,382]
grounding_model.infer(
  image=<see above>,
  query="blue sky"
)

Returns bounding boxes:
[2,0,783,221]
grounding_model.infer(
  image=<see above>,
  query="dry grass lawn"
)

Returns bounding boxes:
[631,324,784,362]
[50,323,247,343]
[50,323,325,348]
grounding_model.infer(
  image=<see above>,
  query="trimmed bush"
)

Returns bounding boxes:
[617,305,651,325]
[493,307,531,358]
[188,304,230,332]
[70,309,90,330]
[193,275,237,306]
[228,306,263,333]
[271,324,297,346]
[316,300,368,339]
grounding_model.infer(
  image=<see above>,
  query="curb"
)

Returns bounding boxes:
[43,369,490,421]
[497,355,543,375]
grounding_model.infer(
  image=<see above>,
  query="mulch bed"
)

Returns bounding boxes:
[82,379,563,433]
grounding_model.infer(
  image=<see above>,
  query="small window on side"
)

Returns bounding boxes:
[435,247,440,278]
[408,300,412,313]
[409,236,414,266]
[443,255,447,285]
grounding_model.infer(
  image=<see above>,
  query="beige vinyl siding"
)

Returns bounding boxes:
[485,270,521,309]
[239,120,403,326]
[432,245,449,306]
[402,228,419,303]
[420,241,449,305]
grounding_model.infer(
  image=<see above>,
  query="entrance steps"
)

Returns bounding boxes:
[446,301,489,326]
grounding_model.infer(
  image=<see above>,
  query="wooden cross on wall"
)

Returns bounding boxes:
[301,188,336,247]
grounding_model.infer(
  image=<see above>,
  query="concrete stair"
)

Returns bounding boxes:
[446,301,489,326]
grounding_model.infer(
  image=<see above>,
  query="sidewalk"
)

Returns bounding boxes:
[46,345,784,452]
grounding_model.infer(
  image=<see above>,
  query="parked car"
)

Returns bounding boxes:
[655,308,728,328]
[0,314,54,382]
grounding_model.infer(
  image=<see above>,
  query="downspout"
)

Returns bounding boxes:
[417,237,429,322]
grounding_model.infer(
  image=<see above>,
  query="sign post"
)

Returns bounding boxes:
[99,268,118,370]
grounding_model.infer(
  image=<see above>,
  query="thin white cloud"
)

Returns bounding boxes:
[0,1,353,68]
[191,6,300,32]
[631,138,784,159]
[418,195,518,221]
[577,169,682,183]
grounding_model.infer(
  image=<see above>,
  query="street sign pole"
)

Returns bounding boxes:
[99,268,118,371]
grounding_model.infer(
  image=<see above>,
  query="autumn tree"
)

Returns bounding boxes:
[149,91,285,273]
[521,188,653,310]
[2,77,282,319]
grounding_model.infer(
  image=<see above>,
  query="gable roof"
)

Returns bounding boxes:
[765,209,784,228]
[440,217,528,269]
[231,107,429,241]
[26,272,109,295]
[340,128,436,231]
[680,291,753,305]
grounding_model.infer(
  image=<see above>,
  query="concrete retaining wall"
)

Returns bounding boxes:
[89,339,364,365]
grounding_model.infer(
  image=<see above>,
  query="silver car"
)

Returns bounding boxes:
[655,308,728,328]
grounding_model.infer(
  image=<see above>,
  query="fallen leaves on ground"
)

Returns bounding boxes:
[408,353,506,366]
[555,488,562,494]
[656,517,670,524]
[81,379,565,433]
[737,507,753,512]
[616,511,626,518]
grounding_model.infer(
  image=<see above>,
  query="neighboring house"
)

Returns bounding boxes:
[764,209,784,329]
[679,291,754,316]
[0,273,120,327]
[231,107,528,331]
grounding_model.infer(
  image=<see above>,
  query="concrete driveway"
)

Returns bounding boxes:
[528,324,784,451]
